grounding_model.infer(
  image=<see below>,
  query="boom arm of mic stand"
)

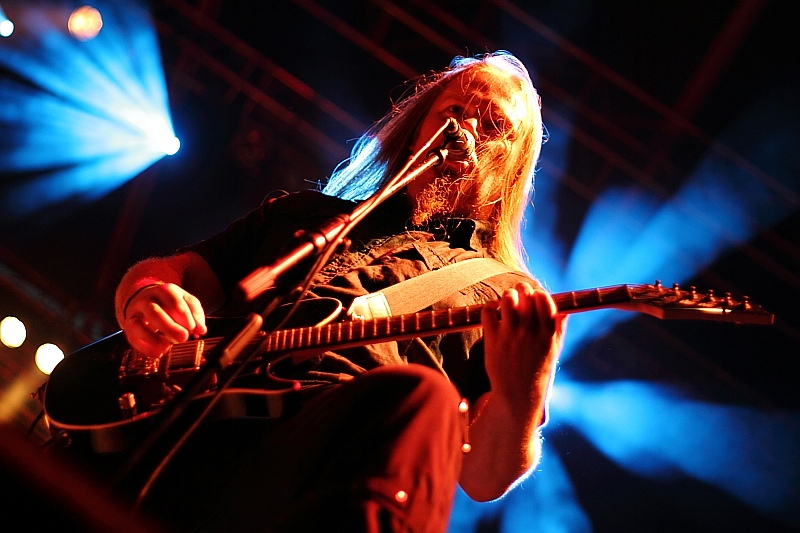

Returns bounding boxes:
[236,214,351,303]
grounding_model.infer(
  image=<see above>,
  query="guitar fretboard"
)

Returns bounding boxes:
[127,282,771,375]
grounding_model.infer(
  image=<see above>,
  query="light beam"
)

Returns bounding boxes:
[551,379,800,525]
[526,69,799,360]
[0,0,177,222]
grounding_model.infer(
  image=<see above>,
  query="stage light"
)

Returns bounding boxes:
[68,5,102,41]
[34,342,64,375]
[0,316,26,348]
[0,3,11,37]
[0,18,13,38]
[121,109,181,155]
[0,0,179,221]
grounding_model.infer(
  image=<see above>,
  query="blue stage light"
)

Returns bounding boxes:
[0,18,13,38]
[0,0,178,221]
[0,3,12,37]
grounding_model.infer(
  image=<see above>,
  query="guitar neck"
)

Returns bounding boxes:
[120,281,773,384]
[254,282,772,356]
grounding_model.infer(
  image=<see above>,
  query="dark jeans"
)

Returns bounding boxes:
[140,364,465,532]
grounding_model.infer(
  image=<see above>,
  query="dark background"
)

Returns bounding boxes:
[1,1,798,531]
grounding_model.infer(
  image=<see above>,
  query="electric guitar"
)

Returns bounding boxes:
[42,280,772,451]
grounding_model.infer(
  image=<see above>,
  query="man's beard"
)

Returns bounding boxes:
[410,176,456,226]
[409,162,499,225]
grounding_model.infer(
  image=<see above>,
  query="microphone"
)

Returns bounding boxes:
[442,118,475,162]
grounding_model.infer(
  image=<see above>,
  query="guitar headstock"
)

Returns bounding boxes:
[618,281,774,325]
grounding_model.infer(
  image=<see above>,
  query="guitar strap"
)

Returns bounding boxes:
[347,257,517,319]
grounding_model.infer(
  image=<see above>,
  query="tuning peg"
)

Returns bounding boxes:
[736,295,754,311]
[701,289,717,303]
[723,292,735,308]
[676,285,698,303]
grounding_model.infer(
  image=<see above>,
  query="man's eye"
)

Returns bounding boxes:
[445,104,464,116]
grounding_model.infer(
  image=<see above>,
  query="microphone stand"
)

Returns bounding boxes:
[116,119,466,513]
[237,117,470,303]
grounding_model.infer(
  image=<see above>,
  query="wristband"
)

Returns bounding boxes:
[122,282,165,319]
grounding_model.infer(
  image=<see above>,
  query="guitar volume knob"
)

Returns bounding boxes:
[118,392,138,419]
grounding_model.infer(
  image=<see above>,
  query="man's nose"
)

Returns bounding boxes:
[462,117,479,139]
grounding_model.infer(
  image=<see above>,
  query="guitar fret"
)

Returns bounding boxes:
[281,328,289,350]
[293,328,301,349]
[272,329,280,351]
[194,340,204,367]
[293,328,302,349]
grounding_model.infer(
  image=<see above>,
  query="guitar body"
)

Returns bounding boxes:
[43,299,344,455]
[45,329,139,429]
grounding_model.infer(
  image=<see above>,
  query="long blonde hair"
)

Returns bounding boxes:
[322,51,544,273]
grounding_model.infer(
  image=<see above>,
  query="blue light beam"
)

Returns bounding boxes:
[0,0,177,221]
[551,379,800,527]
[526,70,799,360]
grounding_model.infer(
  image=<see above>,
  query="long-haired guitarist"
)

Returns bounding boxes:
[112,50,566,532]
